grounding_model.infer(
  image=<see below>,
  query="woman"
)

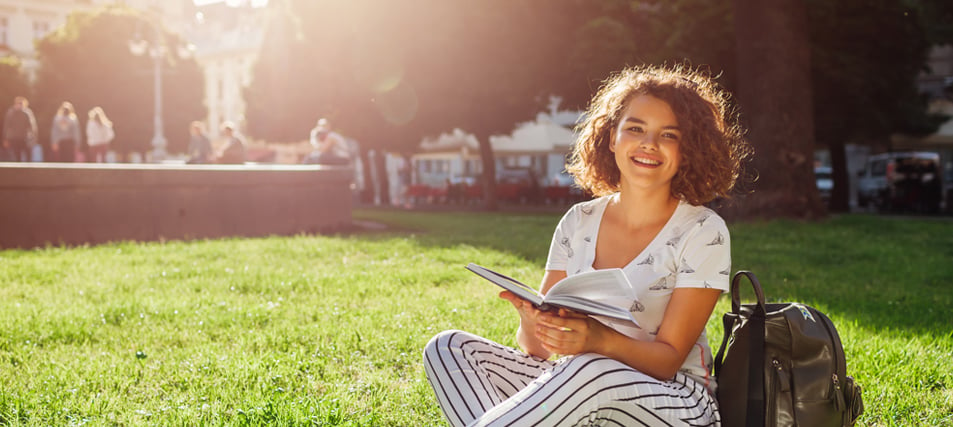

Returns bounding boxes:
[86,106,114,163]
[186,121,212,164]
[215,121,245,164]
[50,102,81,162]
[423,65,750,426]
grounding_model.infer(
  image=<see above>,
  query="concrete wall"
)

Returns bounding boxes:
[0,163,353,249]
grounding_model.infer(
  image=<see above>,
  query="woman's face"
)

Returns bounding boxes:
[609,94,682,194]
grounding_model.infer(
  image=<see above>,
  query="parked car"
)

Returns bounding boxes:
[814,165,833,205]
[856,152,942,213]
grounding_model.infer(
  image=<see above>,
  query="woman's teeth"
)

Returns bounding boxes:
[632,157,660,166]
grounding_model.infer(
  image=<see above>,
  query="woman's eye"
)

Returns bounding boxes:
[662,132,680,140]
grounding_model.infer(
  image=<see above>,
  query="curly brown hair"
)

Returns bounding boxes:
[567,65,751,205]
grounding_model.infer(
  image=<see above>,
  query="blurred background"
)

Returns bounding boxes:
[1,0,951,217]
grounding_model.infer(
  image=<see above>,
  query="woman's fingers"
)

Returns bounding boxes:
[535,315,592,355]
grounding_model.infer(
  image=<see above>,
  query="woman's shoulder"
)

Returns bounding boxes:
[556,195,611,229]
[566,195,611,216]
[674,201,728,231]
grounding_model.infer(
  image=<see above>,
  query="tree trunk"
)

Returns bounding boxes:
[828,139,851,213]
[727,0,825,220]
[376,152,392,207]
[359,148,375,204]
[477,135,498,211]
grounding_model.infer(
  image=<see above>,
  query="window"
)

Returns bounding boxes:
[0,16,8,46]
[33,21,51,40]
[218,76,225,103]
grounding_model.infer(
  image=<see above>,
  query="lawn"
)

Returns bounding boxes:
[0,208,950,426]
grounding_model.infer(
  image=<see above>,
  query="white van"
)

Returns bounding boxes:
[856,152,942,213]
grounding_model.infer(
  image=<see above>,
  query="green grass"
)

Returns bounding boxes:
[0,209,950,426]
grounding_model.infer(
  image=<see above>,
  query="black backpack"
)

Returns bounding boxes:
[713,271,864,427]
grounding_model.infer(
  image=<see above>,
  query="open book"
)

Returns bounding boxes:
[466,263,640,327]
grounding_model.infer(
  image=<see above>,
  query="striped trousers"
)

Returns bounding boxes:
[423,330,720,427]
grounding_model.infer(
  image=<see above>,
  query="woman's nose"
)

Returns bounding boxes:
[639,134,659,149]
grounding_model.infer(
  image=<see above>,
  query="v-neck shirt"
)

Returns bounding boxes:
[544,194,731,392]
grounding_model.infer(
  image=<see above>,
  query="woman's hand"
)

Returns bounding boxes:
[499,291,554,358]
[499,290,542,327]
[535,308,609,356]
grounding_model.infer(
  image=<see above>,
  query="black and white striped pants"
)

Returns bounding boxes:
[423,330,720,427]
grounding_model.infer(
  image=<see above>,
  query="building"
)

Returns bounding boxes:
[0,0,190,81]
[184,1,264,139]
[406,100,584,205]
[0,0,263,141]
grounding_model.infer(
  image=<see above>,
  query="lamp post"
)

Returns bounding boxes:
[129,25,193,162]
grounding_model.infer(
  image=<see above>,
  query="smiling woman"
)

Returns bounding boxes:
[422,65,753,426]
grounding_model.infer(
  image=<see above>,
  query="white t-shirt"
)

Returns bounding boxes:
[86,121,114,146]
[545,195,731,392]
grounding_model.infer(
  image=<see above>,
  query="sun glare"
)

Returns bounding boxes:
[193,0,269,7]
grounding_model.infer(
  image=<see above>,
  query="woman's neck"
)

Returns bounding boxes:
[612,187,680,230]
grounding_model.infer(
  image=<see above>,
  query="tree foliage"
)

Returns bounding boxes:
[32,6,205,157]
[245,0,604,207]
[244,0,948,217]
[730,0,821,219]
[620,0,950,216]
[806,0,948,211]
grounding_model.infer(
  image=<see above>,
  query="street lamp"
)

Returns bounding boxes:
[129,25,194,162]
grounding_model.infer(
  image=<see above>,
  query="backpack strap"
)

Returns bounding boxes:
[732,271,767,427]
[715,271,767,373]
[713,313,733,377]
[746,300,766,427]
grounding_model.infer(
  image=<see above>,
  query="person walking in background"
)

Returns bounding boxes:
[423,65,751,426]
[2,96,38,162]
[50,102,82,163]
[186,121,212,164]
[85,106,114,163]
[305,118,350,165]
[215,121,245,164]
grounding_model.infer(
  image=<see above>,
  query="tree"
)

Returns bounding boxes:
[643,0,951,216]
[730,0,823,219]
[32,5,205,159]
[246,0,597,209]
[808,0,949,212]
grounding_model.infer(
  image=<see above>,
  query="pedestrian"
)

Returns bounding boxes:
[304,118,350,165]
[50,102,82,163]
[2,96,38,162]
[215,121,245,164]
[186,121,212,164]
[85,106,114,163]
[423,65,752,426]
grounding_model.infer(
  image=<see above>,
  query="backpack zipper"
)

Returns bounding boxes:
[832,373,846,411]
[816,307,849,419]
[772,358,790,392]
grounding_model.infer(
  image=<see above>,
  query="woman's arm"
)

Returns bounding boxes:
[536,287,721,380]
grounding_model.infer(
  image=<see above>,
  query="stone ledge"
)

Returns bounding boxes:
[0,163,354,249]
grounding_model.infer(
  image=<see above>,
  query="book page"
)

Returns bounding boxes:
[542,294,636,323]
[546,268,636,303]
